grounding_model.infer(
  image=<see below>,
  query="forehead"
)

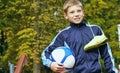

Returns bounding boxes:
[67,5,83,11]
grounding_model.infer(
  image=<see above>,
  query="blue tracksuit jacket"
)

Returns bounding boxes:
[41,21,118,73]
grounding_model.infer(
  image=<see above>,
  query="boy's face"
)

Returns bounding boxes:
[64,5,84,24]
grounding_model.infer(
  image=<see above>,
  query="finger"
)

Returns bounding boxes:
[57,65,64,69]
[58,63,63,66]
[56,66,66,72]
[56,68,65,73]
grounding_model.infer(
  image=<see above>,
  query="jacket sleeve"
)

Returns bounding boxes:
[41,32,64,68]
[97,26,118,73]
[99,44,118,73]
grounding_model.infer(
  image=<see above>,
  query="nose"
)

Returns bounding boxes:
[74,12,79,17]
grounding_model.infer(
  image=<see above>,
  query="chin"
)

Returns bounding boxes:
[74,21,82,24]
[74,20,82,24]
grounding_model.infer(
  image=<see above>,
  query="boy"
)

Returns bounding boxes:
[41,0,118,73]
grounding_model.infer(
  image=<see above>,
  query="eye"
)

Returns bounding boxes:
[77,10,82,12]
[69,11,74,14]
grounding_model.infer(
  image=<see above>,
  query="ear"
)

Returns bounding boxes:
[64,13,68,19]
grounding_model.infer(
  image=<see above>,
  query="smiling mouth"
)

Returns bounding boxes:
[74,18,80,21]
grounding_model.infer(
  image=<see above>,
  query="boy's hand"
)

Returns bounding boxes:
[50,62,66,73]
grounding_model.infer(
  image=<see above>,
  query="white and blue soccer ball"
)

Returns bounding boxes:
[50,46,75,69]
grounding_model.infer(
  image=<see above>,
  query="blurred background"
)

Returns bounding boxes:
[0,0,120,73]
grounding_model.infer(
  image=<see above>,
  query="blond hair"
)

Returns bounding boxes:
[63,0,83,13]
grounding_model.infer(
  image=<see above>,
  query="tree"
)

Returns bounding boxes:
[0,0,120,73]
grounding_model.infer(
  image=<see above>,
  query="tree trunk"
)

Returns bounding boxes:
[33,0,41,73]
[33,55,40,73]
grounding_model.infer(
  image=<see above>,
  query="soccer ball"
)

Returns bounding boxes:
[50,46,75,69]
